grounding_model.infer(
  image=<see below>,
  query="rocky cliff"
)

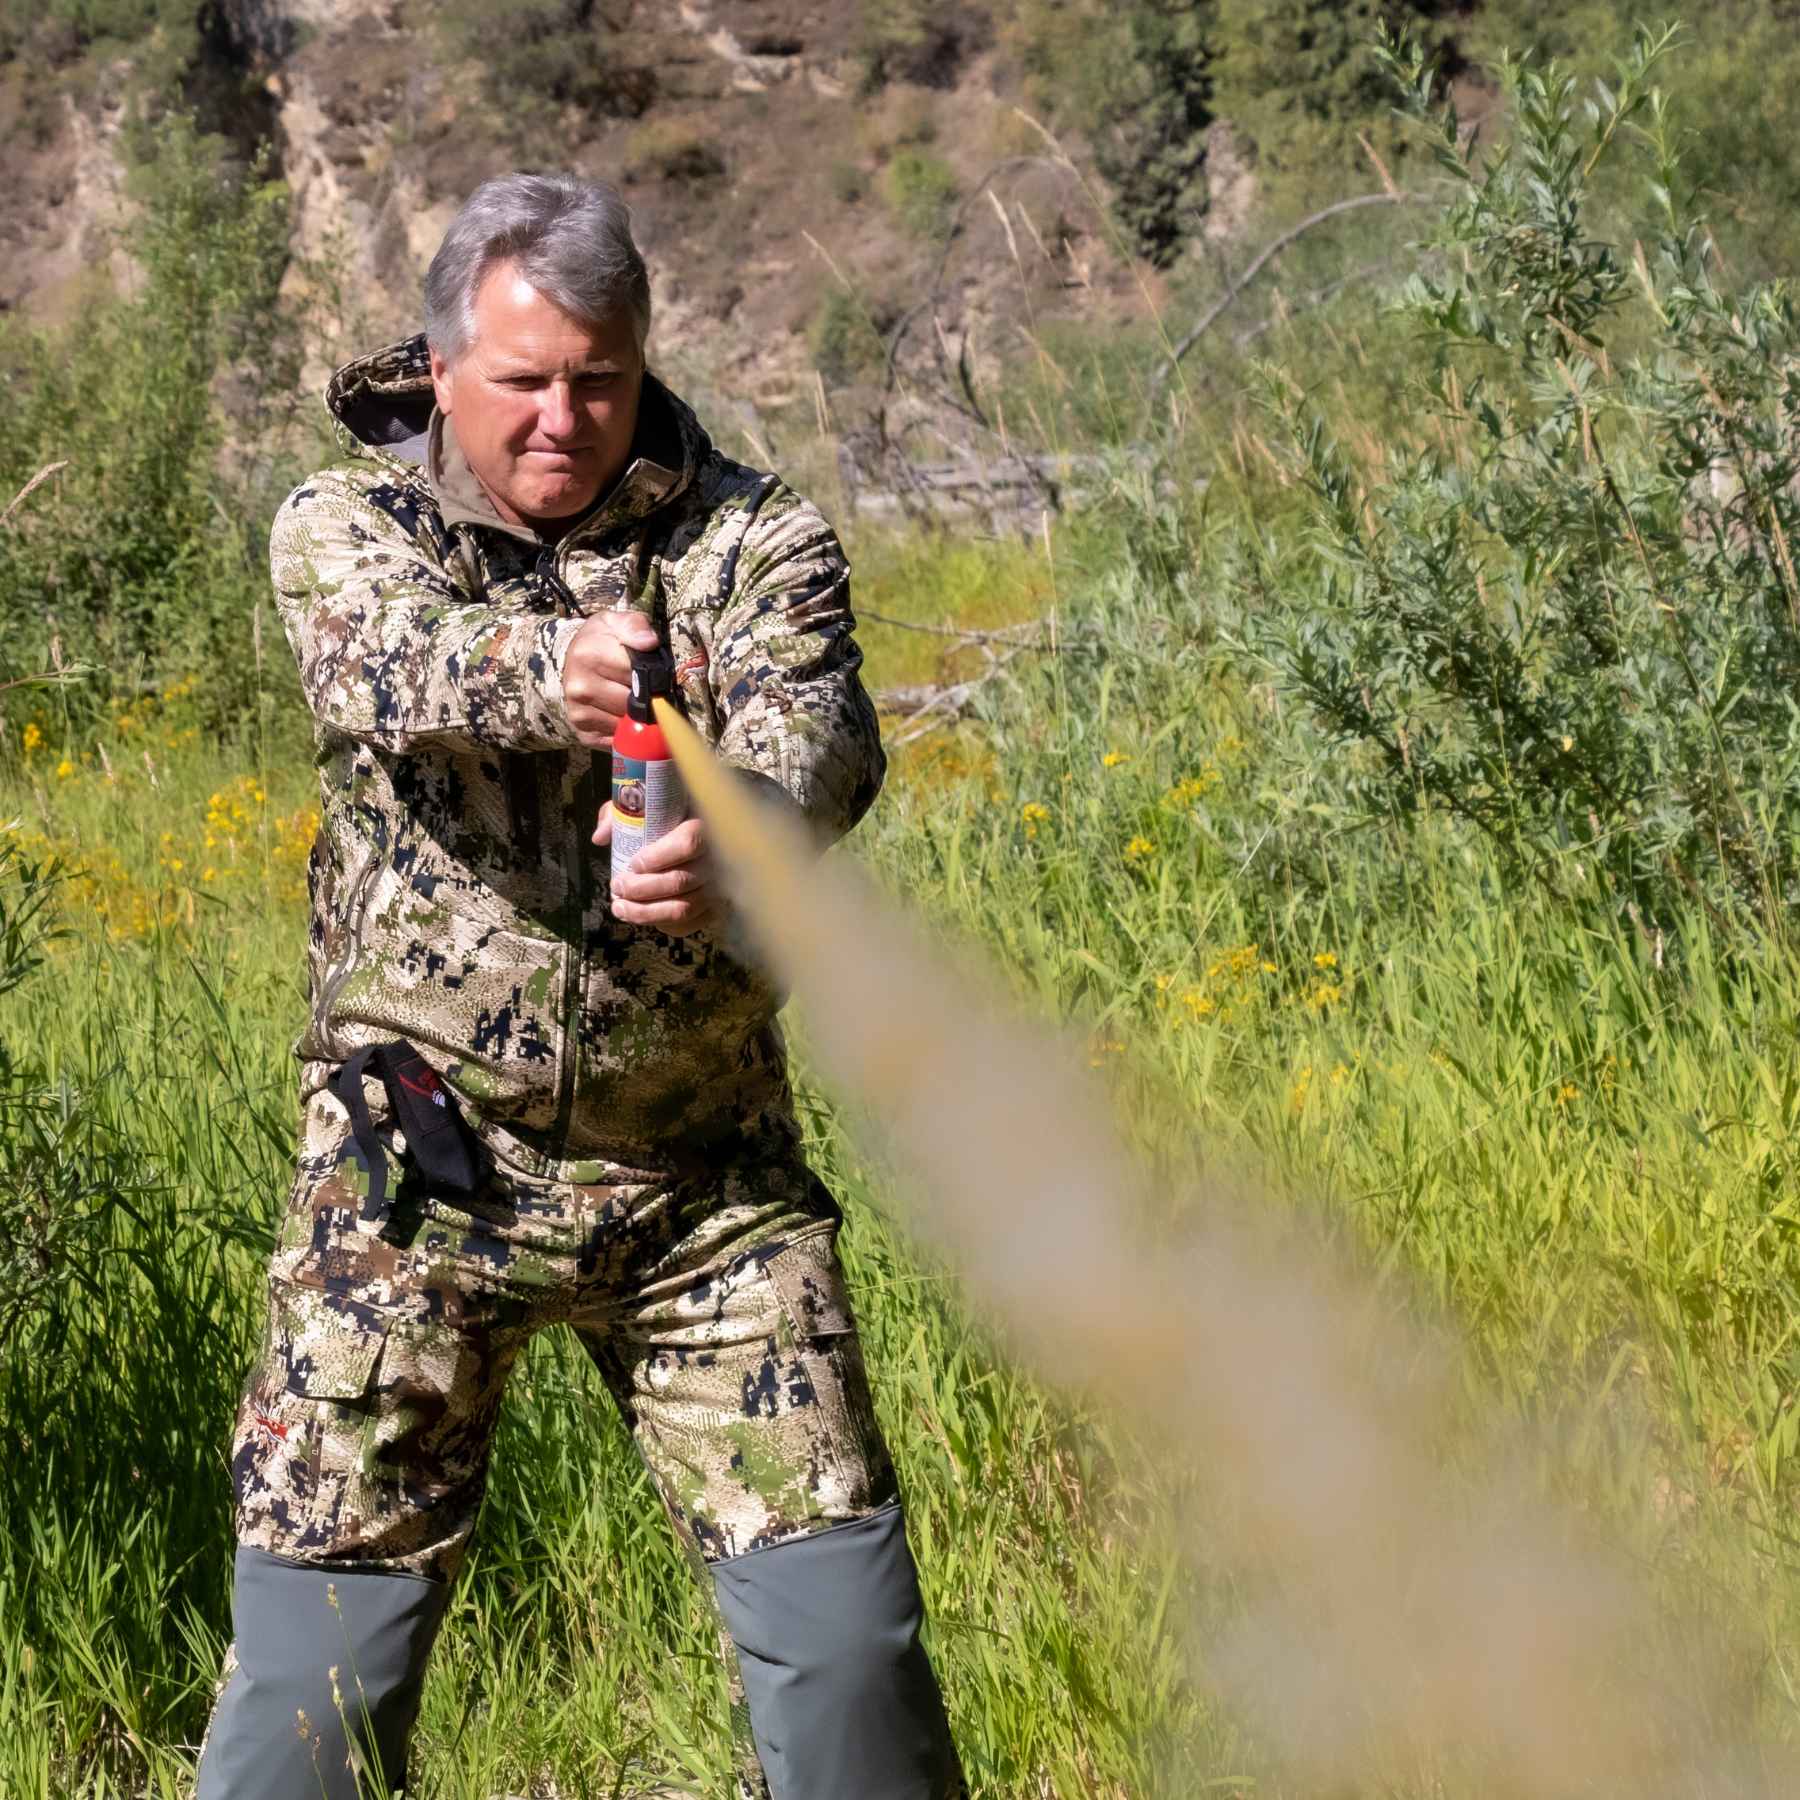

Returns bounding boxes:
[1,0,1168,423]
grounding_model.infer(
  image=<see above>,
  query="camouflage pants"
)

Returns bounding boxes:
[225,1080,918,1795]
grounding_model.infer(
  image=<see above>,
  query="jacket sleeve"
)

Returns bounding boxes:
[270,467,585,753]
[708,488,886,844]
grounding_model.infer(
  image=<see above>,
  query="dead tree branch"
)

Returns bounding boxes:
[883,647,1032,747]
[1151,194,1420,398]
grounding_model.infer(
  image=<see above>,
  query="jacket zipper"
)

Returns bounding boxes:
[537,548,598,1148]
[317,847,384,1033]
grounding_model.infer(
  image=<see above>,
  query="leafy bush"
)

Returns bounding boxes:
[855,0,988,92]
[0,113,305,734]
[808,288,887,387]
[1252,24,1800,941]
[829,159,869,204]
[884,148,960,240]
[621,116,727,185]
[436,0,656,119]
[1012,0,1207,263]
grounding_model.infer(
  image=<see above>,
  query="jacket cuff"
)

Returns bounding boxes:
[524,614,588,749]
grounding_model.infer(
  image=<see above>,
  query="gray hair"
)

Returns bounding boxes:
[424,172,652,364]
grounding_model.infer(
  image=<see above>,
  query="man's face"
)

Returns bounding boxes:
[429,261,643,532]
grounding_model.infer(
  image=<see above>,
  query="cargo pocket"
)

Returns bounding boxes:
[236,1279,393,1561]
[764,1231,895,1511]
[275,1277,390,1405]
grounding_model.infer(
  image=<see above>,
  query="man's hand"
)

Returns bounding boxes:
[562,609,661,750]
[595,810,727,937]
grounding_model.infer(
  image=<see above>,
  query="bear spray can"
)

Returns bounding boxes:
[611,642,685,881]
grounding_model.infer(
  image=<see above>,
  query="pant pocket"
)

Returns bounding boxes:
[763,1230,896,1513]
[232,1277,391,1560]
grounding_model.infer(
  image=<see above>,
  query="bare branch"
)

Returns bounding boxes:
[883,647,1031,747]
[862,609,1060,647]
[1151,194,1421,397]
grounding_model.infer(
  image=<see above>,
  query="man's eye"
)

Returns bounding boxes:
[578,372,616,387]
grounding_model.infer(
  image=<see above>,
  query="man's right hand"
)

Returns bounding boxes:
[561,609,662,751]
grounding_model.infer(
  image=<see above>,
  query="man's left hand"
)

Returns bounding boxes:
[595,810,728,936]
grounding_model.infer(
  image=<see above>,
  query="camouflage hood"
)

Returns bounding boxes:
[272,334,884,1182]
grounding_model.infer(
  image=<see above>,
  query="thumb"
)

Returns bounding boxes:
[613,608,660,651]
[592,800,615,848]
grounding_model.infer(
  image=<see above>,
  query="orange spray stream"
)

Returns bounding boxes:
[654,697,1774,1797]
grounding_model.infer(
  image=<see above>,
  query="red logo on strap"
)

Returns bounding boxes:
[397,1068,444,1104]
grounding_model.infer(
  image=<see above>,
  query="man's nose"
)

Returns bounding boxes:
[537,381,578,439]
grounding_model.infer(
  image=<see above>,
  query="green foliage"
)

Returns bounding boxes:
[436,0,656,119]
[829,158,869,205]
[0,0,179,64]
[0,113,305,733]
[1211,0,1452,148]
[854,0,987,92]
[621,115,727,185]
[808,287,886,387]
[1248,24,1800,940]
[1013,0,1216,265]
[883,147,960,240]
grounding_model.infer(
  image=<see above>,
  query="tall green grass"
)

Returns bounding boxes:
[11,479,1800,1789]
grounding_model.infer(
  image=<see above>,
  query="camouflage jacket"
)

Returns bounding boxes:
[275,335,885,1180]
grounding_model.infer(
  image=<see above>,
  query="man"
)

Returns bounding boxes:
[195,172,965,1800]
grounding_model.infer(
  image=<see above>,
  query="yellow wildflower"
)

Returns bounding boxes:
[21,722,43,753]
[1164,769,1220,807]
[1020,801,1050,840]
[1125,836,1157,861]
[1102,750,1131,768]
[55,758,75,779]
[1313,951,1338,970]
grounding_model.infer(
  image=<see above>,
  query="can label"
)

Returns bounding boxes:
[611,754,685,874]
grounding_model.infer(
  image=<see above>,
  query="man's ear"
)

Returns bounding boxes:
[428,345,455,415]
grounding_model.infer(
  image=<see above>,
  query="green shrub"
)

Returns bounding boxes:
[808,288,887,387]
[1250,24,1800,941]
[855,0,987,91]
[830,159,870,204]
[436,0,656,119]
[0,113,305,734]
[620,116,727,185]
[884,148,960,240]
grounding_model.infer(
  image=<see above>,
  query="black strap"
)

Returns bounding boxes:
[328,1040,482,1222]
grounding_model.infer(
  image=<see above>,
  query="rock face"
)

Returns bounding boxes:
[3,0,1149,429]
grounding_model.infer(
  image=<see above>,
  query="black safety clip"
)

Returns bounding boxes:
[328,1040,482,1223]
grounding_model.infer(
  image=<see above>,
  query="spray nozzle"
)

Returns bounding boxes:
[625,643,677,724]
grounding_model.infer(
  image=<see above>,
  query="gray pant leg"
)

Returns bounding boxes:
[196,1547,451,1800]
[710,1504,964,1800]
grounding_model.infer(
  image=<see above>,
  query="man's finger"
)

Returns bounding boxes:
[564,674,632,716]
[626,817,708,874]
[591,801,614,848]
[609,892,724,935]
[612,862,710,904]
